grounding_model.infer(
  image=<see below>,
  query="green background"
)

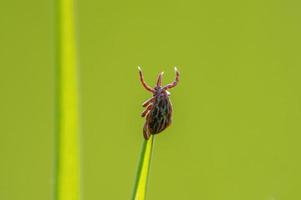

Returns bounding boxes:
[1,0,301,199]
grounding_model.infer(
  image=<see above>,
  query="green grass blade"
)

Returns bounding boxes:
[132,135,155,200]
[54,0,80,199]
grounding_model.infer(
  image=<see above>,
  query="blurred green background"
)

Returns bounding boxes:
[1,0,301,199]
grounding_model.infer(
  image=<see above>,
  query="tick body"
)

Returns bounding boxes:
[138,66,180,140]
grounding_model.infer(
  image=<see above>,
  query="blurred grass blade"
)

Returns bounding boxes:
[132,135,155,200]
[54,0,80,199]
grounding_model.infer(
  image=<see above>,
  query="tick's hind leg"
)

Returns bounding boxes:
[141,104,153,117]
[142,96,155,107]
[143,122,151,140]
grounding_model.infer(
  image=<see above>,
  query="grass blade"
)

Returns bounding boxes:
[54,0,80,199]
[132,135,155,200]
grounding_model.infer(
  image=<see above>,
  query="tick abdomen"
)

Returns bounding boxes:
[147,95,173,134]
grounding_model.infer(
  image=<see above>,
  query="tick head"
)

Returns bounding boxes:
[154,86,162,94]
[153,87,170,97]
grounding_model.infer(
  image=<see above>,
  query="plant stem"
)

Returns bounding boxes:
[132,135,155,200]
[54,0,80,199]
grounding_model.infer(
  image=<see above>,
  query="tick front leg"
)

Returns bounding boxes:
[141,104,153,117]
[163,67,180,90]
[156,71,164,87]
[138,66,155,93]
[142,96,155,107]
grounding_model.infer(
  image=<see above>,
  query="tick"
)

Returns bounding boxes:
[138,66,180,140]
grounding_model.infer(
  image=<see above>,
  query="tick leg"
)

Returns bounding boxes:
[141,104,153,117]
[163,67,180,90]
[142,96,155,107]
[156,71,164,87]
[138,66,155,93]
[143,122,151,140]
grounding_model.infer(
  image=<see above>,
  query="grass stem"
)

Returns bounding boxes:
[132,135,155,200]
[54,0,80,199]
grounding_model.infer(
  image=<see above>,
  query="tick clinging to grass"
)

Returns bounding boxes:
[138,66,180,140]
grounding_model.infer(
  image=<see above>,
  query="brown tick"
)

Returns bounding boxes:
[138,66,180,140]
